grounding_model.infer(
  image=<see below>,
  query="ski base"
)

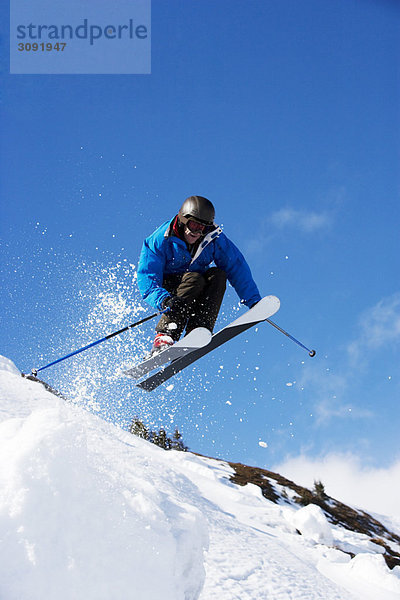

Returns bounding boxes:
[136,295,280,392]
[124,327,212,380]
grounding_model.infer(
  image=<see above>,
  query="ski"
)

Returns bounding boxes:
[136,295,280,392]
[123,327,212,379]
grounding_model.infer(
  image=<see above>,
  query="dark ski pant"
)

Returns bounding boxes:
[156,267,227,341]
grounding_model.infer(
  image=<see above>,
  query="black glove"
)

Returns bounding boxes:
[162,295,188,313]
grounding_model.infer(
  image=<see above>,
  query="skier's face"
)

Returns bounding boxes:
[184,227,202,244]
[183,219,205,244]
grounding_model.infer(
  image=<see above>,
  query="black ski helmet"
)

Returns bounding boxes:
[178,196,215,227]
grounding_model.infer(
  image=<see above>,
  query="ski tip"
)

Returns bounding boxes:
[246,295,280,322]
[264,295,280,309]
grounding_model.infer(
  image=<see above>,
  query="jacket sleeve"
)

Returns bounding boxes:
[137,238,171,310]
[214,233,261,308]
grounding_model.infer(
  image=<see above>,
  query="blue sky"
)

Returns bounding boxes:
[1,1,399,511]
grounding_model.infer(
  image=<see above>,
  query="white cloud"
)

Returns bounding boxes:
[270,208,332,233]
[296,364,372,426]
[245,207,332,255]
[272,453,400,521]
[295,292,400,425]
[314,399,373,424]
[347,293,400,366]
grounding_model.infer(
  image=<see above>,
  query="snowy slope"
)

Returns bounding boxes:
[1,355,400,600]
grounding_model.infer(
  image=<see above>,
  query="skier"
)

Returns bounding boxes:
[137,195,262,354]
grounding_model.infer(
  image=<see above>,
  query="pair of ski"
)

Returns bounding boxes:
[124,295,280,392]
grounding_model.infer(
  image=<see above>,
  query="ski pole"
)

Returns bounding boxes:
[31,310,164,376]
[266,318,316,357]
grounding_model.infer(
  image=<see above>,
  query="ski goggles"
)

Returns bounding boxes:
[186,219,206,233]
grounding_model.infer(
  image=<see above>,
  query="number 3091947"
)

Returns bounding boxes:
[18,42,67,51]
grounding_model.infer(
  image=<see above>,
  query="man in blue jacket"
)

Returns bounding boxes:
[137,196,261,353]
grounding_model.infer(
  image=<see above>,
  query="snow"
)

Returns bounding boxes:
[319,554,400,600]
[1,354,400,600]
[289,504,334,545]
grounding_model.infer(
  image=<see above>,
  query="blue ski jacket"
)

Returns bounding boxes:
[137,218,261,310]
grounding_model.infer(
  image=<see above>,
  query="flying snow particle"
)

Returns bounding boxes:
[166,384,174,391]
[286,382,293,387]
[259,441,268,448]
